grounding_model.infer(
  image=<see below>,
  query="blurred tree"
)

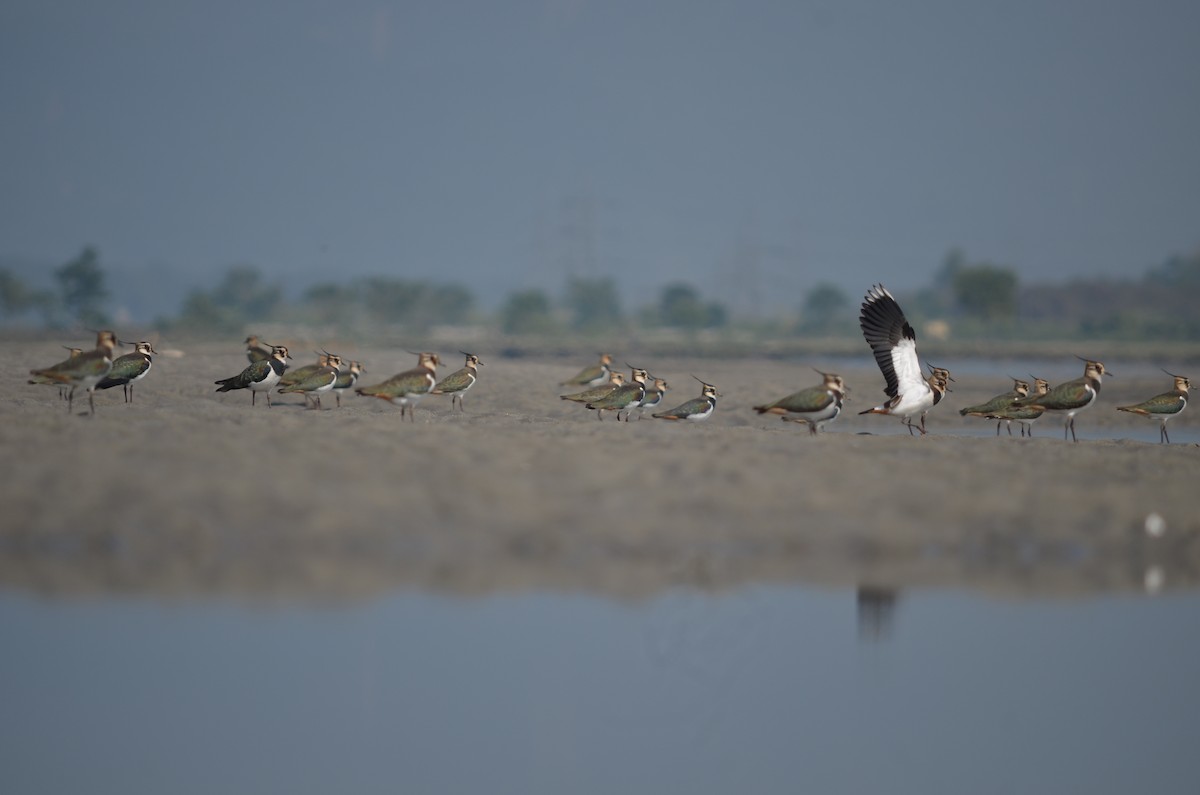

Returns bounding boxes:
[302,282,360,325]
[1144,250,1200,287]
[500,289,556,334]
[362,277,425,323]
[55,246,109,326]
[175,265,282,334]
[953,264,1017,321]
[177,289,226,330]
[0,268,30,320]
[423,283,474,326]
[211,265,282,319]
[658,282,707,329]
[566,277,621,331]
[799,282,849,333]
[934,247,968,287]
[705,301,728,328]
[656,282,728,330]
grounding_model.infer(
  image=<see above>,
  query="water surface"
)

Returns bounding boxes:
[3,584,1197,794]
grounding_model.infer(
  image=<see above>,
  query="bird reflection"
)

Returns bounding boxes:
[857,585,900,641]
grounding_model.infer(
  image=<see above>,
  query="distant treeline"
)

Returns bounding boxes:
[2,246,1198,341]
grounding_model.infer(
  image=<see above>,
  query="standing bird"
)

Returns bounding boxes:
[987,377,1050,437]
[97,340,157,403]
[244,335,271,363]
[1117,370,1189,444]
[28,346,83,400]
[561,371,625,404]
[355,351,442,421]
[561,353,614,387]
[1016,358,1112,442]
[637,376,670,418]
[586,366,648,421]
[653,376,721,421]
[278,353,343,409]
[29,330,117,415]
[331,360,365,407]
[432,352,484,412]
[754,369,848,435]
[918,365,954,434]
[961,378,1030,436]
[858,284,936,435]
[214,344,292,407]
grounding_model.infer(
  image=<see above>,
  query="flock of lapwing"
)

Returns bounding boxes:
[558,357,720,421]
[24,285,1190,442]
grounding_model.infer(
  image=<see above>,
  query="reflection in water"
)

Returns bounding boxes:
[0,519,1195,603]
[856,585,900,641]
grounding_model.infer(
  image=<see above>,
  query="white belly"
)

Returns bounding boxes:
[251,368,282,391]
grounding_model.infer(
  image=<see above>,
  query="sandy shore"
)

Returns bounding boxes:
[3,341,1197,602]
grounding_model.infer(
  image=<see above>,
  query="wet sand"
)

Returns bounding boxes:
[3,341,1198,601]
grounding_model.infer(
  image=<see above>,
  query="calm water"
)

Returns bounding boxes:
[3,584,1198,794]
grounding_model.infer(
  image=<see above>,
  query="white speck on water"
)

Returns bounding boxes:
[1144,513,1167,537]
[1144,566,1166,594]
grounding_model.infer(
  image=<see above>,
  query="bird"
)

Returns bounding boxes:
[560,371,625,403]
[987,377,1050,437]
[858,284,937,435]
[917,364,954,435]
[1016,357,1112,442]
[586,366,648,421]
[214,344,292,407]
[653,376,721,421]
[355,351,442,421]
[244,335,271,363]
[637,376,670,418]
[561,353,614,387]
[96,340,157,403]
[754,369,848,435]
[28,346,83,400]
[1117,370,1189,444]
[960,378,1030,436]
[278,353,343,409]
[432,352,484,411]
[331,360,364,407]
[28,329,117,415]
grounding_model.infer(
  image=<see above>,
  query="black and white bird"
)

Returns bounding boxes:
[858,284,936,435]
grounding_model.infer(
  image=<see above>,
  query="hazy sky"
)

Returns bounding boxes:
[3,0,1199,319]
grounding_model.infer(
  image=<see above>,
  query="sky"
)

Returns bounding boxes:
[2,0,1199,320]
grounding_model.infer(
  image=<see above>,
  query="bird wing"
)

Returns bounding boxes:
[30,354,78,380]
[1122,391,1186,415]
[767,385,834,413]
[960,391,1020,416]
[433,368,474,394]
[103,353,150,383]
[654,396,709,418]
[278,363,319,386]
[561,364,604,385]
[283,368,337,392]
[859,285,923,399]
[561,384,615,402]
[357,367,433,397]
[1028,378,1090,410]
[588,383,641,409]
[32,350,109,382]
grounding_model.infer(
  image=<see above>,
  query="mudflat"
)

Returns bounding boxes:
[4,341,1197,602]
